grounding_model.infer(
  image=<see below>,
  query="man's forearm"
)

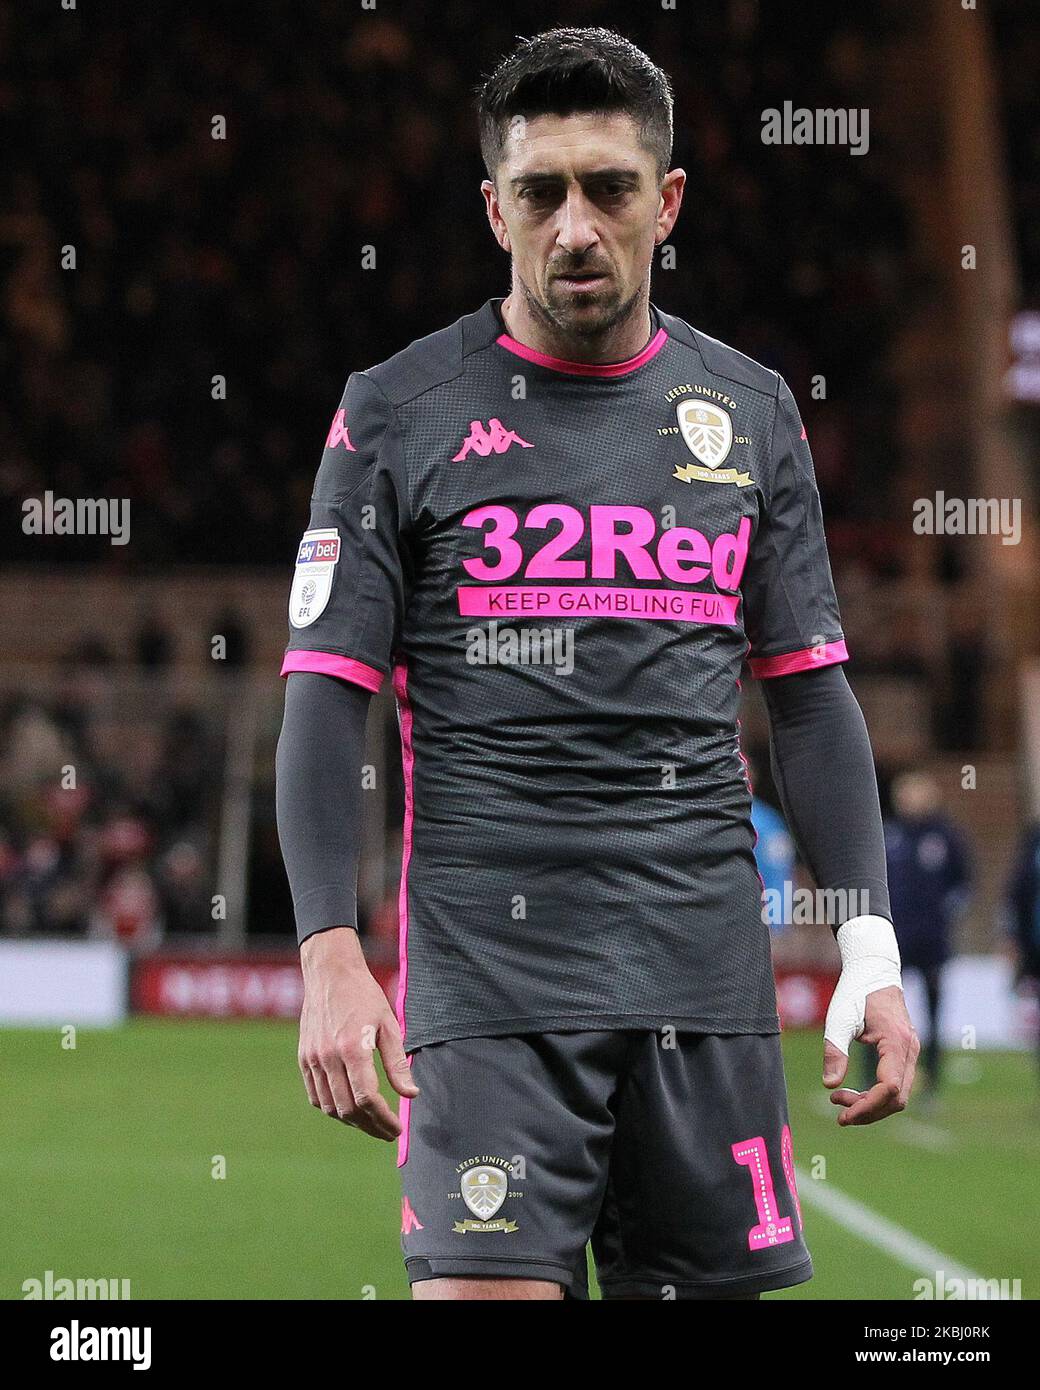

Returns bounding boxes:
[275,672,372,945]
[760,664,891,926]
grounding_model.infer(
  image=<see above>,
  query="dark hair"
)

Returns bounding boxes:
[475,27,673,183]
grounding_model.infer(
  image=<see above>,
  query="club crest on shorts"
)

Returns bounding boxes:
[677,400,733,468]
[289,527,340,628]
[462,1165,508,1220]
[450,1155,521,1233]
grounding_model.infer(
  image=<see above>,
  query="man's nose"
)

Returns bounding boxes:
[555,189,599,256]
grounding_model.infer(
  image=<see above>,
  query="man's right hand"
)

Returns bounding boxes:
[298,927,419,1141]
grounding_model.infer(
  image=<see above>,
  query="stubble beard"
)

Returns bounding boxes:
[516,269,646,345]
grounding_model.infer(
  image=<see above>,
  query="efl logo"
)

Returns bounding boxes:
[290,527,340,629]
[296,536,340,565]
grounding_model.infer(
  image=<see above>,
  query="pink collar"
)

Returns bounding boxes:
[495,325,668,378]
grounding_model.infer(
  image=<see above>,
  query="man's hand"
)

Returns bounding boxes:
[825,985,919,1125]
[298,927,419,1140]
[822,915,919,1126]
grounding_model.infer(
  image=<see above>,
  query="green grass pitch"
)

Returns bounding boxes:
[3,1021,1037,1300]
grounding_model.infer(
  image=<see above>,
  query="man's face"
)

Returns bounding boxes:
[481,111,684,339]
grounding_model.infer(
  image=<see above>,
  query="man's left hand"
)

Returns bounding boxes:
[824,984,919,1125]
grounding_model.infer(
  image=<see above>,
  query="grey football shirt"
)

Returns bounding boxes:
[282,298,848,1050]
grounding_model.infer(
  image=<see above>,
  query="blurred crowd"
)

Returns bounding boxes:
[0,658,221,942]
[3,0,913,570]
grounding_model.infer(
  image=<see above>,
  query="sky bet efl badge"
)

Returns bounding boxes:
[674,400,753,487]
[289,528,340,628]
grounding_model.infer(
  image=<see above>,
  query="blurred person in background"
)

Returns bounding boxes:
[1005,822,1040,1087]
[89,805,163,949]
[875,771,973,1107]
[157,839,213,936]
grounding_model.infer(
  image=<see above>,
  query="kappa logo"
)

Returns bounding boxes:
[401,1196,424,1235]
[452,417,533,461]
[325,409,356,451]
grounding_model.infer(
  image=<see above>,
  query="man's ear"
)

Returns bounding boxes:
[655,168,686,244]
[481,178,511,254]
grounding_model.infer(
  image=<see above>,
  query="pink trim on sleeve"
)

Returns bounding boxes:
[748,640,849,679]
[280,650,385,692]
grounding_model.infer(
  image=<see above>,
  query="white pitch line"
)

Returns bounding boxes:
[794,1167,983,1284]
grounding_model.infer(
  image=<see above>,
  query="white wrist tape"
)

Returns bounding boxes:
[824,914,902,1057]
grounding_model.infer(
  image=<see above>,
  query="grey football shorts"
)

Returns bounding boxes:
[398,1030,813,1299]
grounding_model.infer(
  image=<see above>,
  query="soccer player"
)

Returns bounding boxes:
[277,27,919,1301]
